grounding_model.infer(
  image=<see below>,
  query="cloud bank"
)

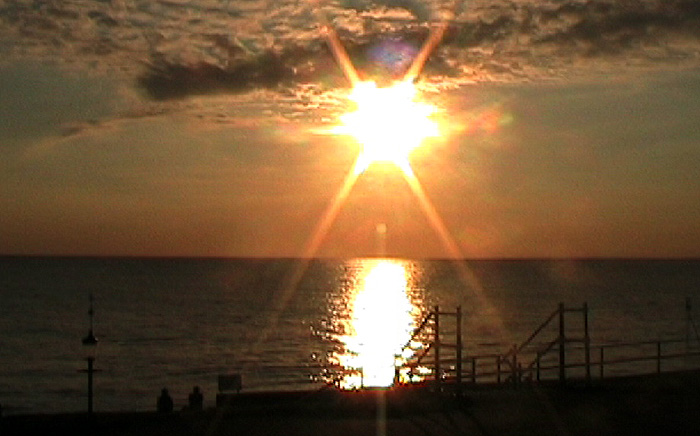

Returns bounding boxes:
[1,0,699,101]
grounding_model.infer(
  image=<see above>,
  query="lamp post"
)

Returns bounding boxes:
[81,294,98,416]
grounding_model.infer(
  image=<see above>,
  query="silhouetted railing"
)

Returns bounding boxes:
[397,306,462,386]
[396,302,700,389]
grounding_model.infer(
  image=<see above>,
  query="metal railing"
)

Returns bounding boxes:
[397,306,462,386]
[396,302,700,388]
[460,307,700,385]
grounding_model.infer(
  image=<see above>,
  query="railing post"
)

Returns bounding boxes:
[536,352,541,382]
[87,357,94,416]
[471,357,476,384]
[511,344,518,386]
[583,302,591,384]
[599,346,605,380]
[558,302,566,384]
[456,306,463,389]
[657,341,662,374]
[434,306,441,387]
[496,356,501,384]
[686,297,692,350]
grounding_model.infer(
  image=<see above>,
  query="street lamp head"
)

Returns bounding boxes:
[82,293,98,360]
[82,329,98,360]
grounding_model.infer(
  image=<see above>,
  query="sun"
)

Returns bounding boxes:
[331,79,440,174]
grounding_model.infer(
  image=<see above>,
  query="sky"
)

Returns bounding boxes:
[1,0,699,259]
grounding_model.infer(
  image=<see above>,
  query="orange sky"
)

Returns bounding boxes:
[1,1,699,258]
[2,72,699,259]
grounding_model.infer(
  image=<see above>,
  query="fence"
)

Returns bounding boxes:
[397,301,700,388]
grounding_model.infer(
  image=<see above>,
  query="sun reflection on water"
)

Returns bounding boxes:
[328,259,426,389]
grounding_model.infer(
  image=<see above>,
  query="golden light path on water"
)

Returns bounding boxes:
[332,259,423,389]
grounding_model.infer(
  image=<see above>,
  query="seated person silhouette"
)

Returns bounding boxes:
[188,386,203,411]
[157,388,174,413]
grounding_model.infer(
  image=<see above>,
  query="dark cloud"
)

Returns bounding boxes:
[342,0,432,21]
[532,0,700,55]
[140,51,296,100]
[451,0,700,51]
[428,0,700,82]
[448,14,518,47]
[86,10,119,27]
[139,25,461,100]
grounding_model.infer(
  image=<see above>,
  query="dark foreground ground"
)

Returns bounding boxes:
[4,371,700,436]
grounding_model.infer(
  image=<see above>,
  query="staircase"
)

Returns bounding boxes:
[396,305,463,386]
[396,303,592,387]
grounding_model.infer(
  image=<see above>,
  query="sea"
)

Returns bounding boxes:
[1,256,699,415]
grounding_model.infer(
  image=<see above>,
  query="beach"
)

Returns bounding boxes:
[5,370,700,436]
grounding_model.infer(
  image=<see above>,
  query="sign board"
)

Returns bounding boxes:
[218,374,242,393]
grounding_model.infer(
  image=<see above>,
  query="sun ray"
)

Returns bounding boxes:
[403,21,449,82]
[300,157,364,259]
[402,170,461,259]
[401,170,511,342]
[241,156,364,378]
[316,7,361,86]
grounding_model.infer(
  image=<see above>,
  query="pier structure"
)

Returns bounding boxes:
[396,301,700,390]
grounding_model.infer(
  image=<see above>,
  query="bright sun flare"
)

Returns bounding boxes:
[331,79,440,174]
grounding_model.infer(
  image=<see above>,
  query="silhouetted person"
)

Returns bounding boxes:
[188,386,203,411]
[157,388,174,413]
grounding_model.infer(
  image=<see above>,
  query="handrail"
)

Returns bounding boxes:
[395,310,437,375]
[399,303,700,388]
[518,337,700,381]
[524,339,558,373]
[500,306,561,367]
[401,311,435,351]
[397,302,700,388]
[598,338,693,348]
[396,307,464,383]
[497,306,562,376]
[404,343,433,368]
[512,307,561,356]
[458,339,700,384]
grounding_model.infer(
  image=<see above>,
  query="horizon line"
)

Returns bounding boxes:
[1,254,699,262]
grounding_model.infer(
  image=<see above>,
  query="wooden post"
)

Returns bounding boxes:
[434,306,441,387]
[87,357,94,416]
[583,302,591,384]
[558,302,566,384]
[511,345,518,386]
[496,356,501,384]
[471,357,476,384]
[456,306,463,389]
[657,341,662,374]
[600,346,605,380]
[686,297,692,350]
[536,352,541,382]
